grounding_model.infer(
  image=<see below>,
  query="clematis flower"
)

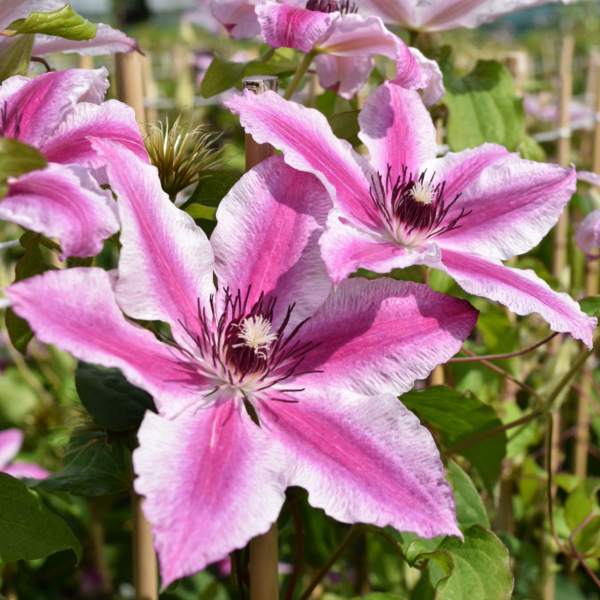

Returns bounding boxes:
[211,0,443,102]
[575,171,600,258]
[359,0,575,33]
[7,140,478,585]
[0,0,141,57]
[0,428,50,480]
[0,68,148,258]
[224,82,597,348]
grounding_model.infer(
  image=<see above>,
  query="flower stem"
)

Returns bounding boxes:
[283,504,304,600]
[298,525,363,600]
[283,50,317,100]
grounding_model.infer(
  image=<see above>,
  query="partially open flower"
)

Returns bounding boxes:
[145,115,225,201]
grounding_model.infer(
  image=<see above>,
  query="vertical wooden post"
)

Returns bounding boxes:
[131,494,158,600]
[77,55,94,70]
[141,54,158,126]
[573,61,600,481]
[116,52,157,600]
[504,51,529,97]
[244,75,281,600]
[115,52,146,133]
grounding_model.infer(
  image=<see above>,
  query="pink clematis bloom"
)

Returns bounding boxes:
[224,82,597,348]
[0,67,148,258]
[575,171,600,258]
[211,0,443,102]
[0,0,141,57]
[7,140,478,585]
[359,0,575,33]
[0,428,50,480]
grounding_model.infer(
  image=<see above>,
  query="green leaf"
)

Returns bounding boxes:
[442,60,525,152]
[3,5,97,41]
[38,429,133,496]
[518,135,546,162]
[565,478,600,532]
[433,526,513,599]
[579,296,600,317]
[0,472,82,563]
[0,34,34,83]
[401,386,507,492]
[5,233,54,355]
[75,362,155,432]
[448,461,490,529]
[200,47,299,98]
[0,138,47,199]
[185,204,217,220]
[329,110,361,147]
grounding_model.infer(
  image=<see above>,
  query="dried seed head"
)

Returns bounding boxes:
[145,114,226,201]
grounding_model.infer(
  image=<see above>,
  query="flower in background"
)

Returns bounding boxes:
[225,82,596,347]
[0,428,49,480]
[7,140,478,585]
[575,171,600,259]
[0,0,141,57]
[359,0,575,33]
[0,68,148,258]
[210,0,443,102]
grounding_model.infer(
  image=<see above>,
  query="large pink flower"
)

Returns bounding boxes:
[0,428,50,480]
[359,0,574,33]
[0,0,141,57]
[224,82,597,348]
[0,68,148,258]
[7,140,478,585]
[211,0,443,101]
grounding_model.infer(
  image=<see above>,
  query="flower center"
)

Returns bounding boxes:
[369,164,471,248]
[305,0,358,15]
[169,287,320,410]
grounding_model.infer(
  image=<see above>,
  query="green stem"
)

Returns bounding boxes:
[283,50,317,100]
[298,525,363,600]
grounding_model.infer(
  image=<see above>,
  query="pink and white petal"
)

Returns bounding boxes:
[91,139,215,343]
[210,0,261,39]
[1,164,119,259]
[409,47,445,106]
[261,390,460,539]
[358,82,437,179]
[256,2,332,53]
[314,54,373,100]
[0,429,23,471]
[134,402,287,587]
[434,154,576,260]
[321,208,440,284]
[416,0,571,32]
[211,156,332,328]
[575,209,600,255]
[358,0,417,27]
[3,462,50,480]
[578,170,600,188]
[296,277,478,395]
[317,14,429,92]
[6,268,213,417]
[224,89,380,228]
[32,23,142,56]
[437,249,596,348]
[0,68,109,147]
[0,0,65,28]
[41,100,148,174]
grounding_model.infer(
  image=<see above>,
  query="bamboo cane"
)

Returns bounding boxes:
[77,55,94,70]
[243,75,281,600]
[115,52,146,133]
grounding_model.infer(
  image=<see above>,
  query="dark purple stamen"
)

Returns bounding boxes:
[168,286,321,399]
[370,164,471,240]
[306,0,358,15]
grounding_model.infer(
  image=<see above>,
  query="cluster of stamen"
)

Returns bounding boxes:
[0,104,21,139]
[306,0,358,15]
[370,164,471,247]
[167,287,321,407]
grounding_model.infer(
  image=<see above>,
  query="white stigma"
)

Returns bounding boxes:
[234,315,278,355]
[410,179,435,205]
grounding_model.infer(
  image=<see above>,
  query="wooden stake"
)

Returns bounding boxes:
[141,54,158,126]
[115,52,146,133]
[593,61,600,175]
[504,51,530,97]
[243,75,281,600]
[77,55,94,70]
[131,494,158,600]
